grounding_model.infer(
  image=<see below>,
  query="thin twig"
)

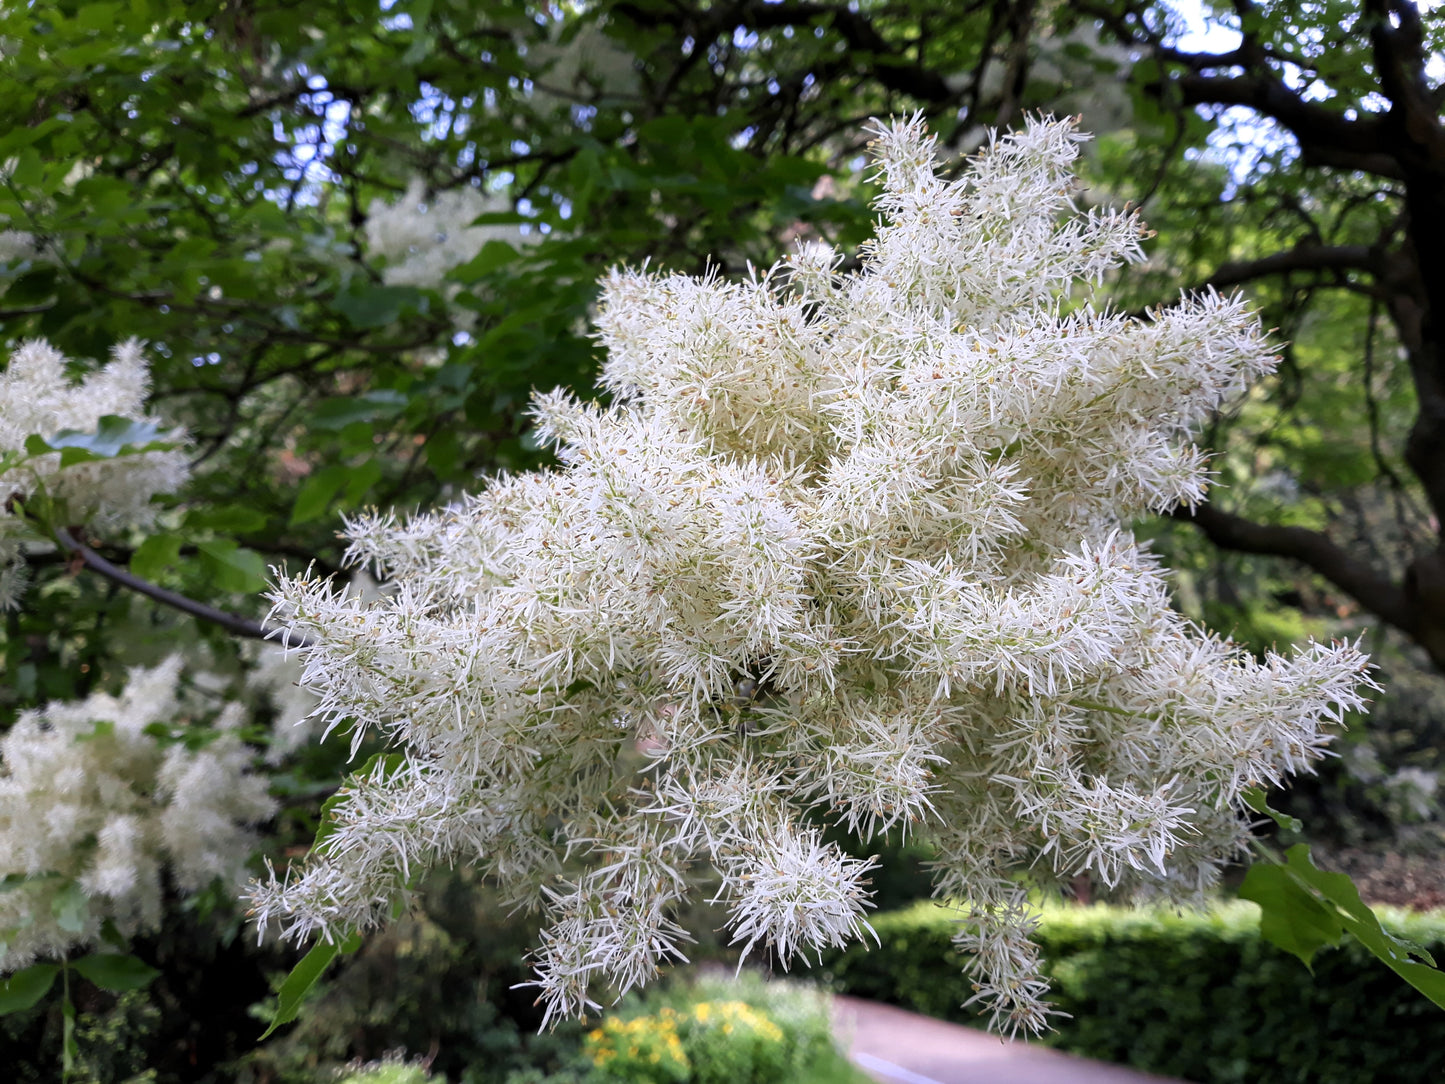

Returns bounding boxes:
[53,527,315,650]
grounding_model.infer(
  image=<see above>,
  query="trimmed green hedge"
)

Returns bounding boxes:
[816,901,1445,1084]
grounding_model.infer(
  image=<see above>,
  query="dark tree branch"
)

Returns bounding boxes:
[53,527,315,650]
[744,1,957,101]
[1204,243,1382,290]
[1296,142,1408,181]
[617,0,961,104]
[1170,503,1416,635]
[1171,71,1399,172]
[0,301,56,318]
[1110,1,1406,180]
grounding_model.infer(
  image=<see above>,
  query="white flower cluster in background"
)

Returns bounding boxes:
[1344,740,1441,824]
[364,179,524,295]
[243,573,380,764]
[1384,766,1440,822]
[248,116,1374,1035]
[0,657,276,972]
[533,21,640,102]
[0,228,43,265]
[247,643,327,765]
[0,338,189,608]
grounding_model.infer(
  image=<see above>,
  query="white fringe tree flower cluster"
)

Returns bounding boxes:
[364,179,523,292]
[0,338,189,608]
[0,657,276,972]
[249,116,1374,1034]
[0,228,44,267]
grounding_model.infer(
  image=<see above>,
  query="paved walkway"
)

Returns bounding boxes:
[832,996,1186,1084]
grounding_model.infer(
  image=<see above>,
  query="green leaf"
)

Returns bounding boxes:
[259,930,362,1039]
[0,117,68,156]
[342,458,382,505]
[1278,843,1445,1009]
[9,148,44,188]
[1242,843,1445,1009]
[334,284,427,328]
[129,533,183,581]
[142,721,176,743]
[97,918,127,951]
[40,416,176,461]
[3,267,58,305]
[451,239,521,283]
[309,389,408,431]
[75,3,123,32]
[1239,860,1343,969]
[71,952,160,992]
[311,789,351,854]
[0,963,59,1014]
[185,505,268,533]
[289,465,349,526]
[198,539,268,592]
[73,718,116,742]
[51,881,89,935]
[0,872,60,893]
[424,428,459,478]
[1243,787,1303,833]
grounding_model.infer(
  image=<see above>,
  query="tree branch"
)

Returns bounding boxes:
[53,527,315,650]
[1172,70,1399,173]
[1204,243,1382,290]
[617,0,960,104]
[0,301,56,319]
[1170,503,1415,633]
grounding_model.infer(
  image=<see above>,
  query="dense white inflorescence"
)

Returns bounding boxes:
[244,572,380,764]
[0,657,276,971]
[249,117,1375,1034]
[247,643,328,765]
[363,178,523,293]
[0,338,189,608]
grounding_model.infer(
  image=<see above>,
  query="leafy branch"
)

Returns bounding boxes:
[50,527,313,650]
[1240,788,1445,1012]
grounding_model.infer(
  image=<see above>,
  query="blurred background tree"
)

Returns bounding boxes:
[4,1,1445,1079]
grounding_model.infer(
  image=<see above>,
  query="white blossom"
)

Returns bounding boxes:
[533,22,640,102]
[246,643,326,764]
[0,228,42,265]
[0,338,189,608]
[0,658,276,971]
[248,116,1376,1035]
[363,179,528,294]
[1384,766,1439,823]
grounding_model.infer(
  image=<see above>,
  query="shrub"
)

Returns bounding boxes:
[242,870,586,1084]
[673,972,837,1077]
[577,972,857,1084]
[585,1015,690,1084]
[671,1001,787,1084]
[816,901,1445,1084]
[337,1057,444,1084]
